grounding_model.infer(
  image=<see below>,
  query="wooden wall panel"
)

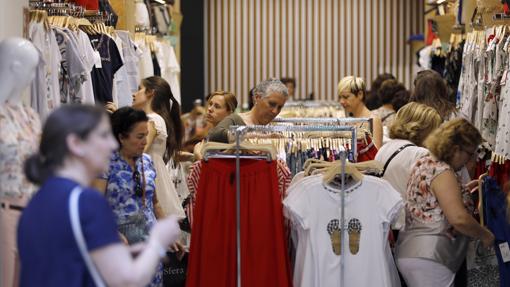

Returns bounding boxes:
[205,0,424,108]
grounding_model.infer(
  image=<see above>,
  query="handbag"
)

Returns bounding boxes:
[117,210,150,244]
[69,186,106,287]
[168,158,191,203]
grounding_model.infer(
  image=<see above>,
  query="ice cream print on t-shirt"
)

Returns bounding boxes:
[327,218,363,255]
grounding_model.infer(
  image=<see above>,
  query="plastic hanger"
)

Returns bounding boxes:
[200,141,277,160]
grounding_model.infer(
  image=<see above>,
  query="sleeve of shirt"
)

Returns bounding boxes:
[208,116,237,143]
[79,189,121,251]
[283,182,310,229]
[377,179,404,224]
[109,37,124,75]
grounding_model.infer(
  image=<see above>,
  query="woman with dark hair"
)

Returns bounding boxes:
[18,105,181,287]
[412,70,458,120]
[132,76,186,218]
[367,73,396,110]
[94,107,168,287]
[372,79,407,127]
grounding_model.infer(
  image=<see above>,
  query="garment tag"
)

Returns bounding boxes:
[93,51,102,69]
[499,242,510,263]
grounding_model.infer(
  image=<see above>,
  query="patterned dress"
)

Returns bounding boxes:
[101,151,162,287]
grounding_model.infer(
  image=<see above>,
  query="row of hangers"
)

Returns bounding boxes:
[244,137,353,157]
[301,158,383,191]
[199,141,277,161]
[29,8,115,37]
[134,33,159,53]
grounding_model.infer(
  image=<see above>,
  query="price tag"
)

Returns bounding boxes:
[93,51,102,69]
[499,242,510,263]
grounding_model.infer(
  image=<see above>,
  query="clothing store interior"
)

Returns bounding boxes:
[2,0,510,286]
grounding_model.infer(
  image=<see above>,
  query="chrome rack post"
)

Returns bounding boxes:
[340,150,347,286]
[235,126,244,287]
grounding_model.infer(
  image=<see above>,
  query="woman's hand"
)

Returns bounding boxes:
[169,241,186,261]
[105,102,118,114]
[465,179,479,193]
[481,228,495,248]
[150,215,181,248]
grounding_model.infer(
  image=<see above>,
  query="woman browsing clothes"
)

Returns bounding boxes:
[132,76,186,219]
[93,107,167,287]
[18,105,181,287]
[396,118,495,287]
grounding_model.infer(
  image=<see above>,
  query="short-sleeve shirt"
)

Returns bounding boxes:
[406,155,474,225]
[100,151,158,228]
[17,177,120,287]
[207,113,246,143]
[89,34,123,104]
[283,175,403,287]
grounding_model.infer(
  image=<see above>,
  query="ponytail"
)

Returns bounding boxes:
[24,154,52,185]
[143,76,184,163]
[168,95,184,162]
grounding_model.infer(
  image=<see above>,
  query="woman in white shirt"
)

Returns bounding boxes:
[375,102,442,230]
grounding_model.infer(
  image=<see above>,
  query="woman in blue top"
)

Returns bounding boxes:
[18,105,181,287]
[93,107,166,286]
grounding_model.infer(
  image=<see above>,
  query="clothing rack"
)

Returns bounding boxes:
[283,100,342,108]
[207,124,355,287]
[271,116,373,160]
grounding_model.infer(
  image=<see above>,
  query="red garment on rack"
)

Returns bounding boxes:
[186,159,293,287]
[71,0,99,10]
[489,160,510,188]
[356,136,378,162]
[185,159,291,227]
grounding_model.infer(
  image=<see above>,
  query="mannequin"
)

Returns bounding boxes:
[0,37,41,287]
[0,37,40,104]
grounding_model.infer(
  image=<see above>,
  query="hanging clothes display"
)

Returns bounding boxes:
[456,27,510,188]
[482,176,510,286]
[111,33,133,108]
[185,159,291,227]
[75,29,97,105]
[88,33,124,105]
[116,30,143,99]
[28,19,61,120]
[53,27,90,105]
[154,40,181,104]
[186,159,293,287]
[284,174,402,287]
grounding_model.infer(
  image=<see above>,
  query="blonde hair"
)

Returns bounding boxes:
[337,76,367,101]
[206,90,238,112]
[389,102,442,146]
[424,118,482,165]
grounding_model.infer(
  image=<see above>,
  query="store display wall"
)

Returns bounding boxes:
[204,0,424,107]
[0,0,28,40]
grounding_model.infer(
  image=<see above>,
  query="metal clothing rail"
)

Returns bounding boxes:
[223,124,354,287]
[272,116,374,135]
[282,100,342,108]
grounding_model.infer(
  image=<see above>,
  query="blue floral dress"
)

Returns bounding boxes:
[101,151,162,287]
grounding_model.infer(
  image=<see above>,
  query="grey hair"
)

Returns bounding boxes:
[254,78,289,98]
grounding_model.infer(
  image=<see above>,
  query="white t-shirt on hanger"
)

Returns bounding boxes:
[284,174,403,287]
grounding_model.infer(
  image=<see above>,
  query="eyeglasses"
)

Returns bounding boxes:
[133,170,143,197]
